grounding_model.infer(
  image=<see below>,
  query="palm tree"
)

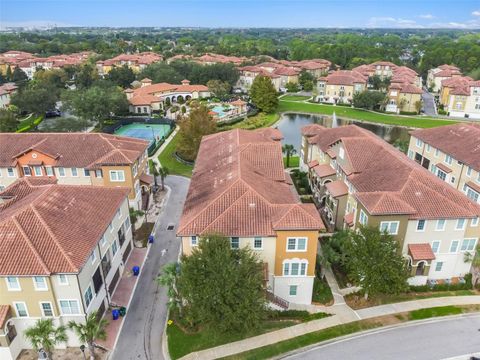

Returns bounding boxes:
[129,206,145,234]
[465,245,480,286]
[158,166,170,191]
[68,311,108,360]
[282,144,297,168]
[158,262,182,315]
[24,319,68,359]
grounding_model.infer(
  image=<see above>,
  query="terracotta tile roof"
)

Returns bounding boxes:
[0,179,129,276]
[129,94,161,106]
[324,70,367,86]
[344,212,354,226]
[308,160,319,169]
[313,164,336,177]
[302,124,326,137]
[466,181,480,193]
[139,173,154,185]
[411,124,480,172]
[435,163,452,174]
[325,180,348,198]
[408,244,435,261]
[0,305,11,328]
[0,133,148,168]
[305,125,480,220]
[434,69,462,77]
[178,129,324,237]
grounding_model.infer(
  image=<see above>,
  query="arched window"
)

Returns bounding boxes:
[282,259,308,276]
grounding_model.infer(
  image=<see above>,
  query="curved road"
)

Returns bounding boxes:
[284,314,480,360]
[112,176,190,360]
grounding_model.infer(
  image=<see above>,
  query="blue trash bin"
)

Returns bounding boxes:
[132,266,140,276]
[112,309,120,320]
[148,235,154,244]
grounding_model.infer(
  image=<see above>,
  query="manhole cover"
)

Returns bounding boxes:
[167,224,175,231]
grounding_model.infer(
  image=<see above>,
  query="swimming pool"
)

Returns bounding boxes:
[210,105,234,118]
[114,123,171,144]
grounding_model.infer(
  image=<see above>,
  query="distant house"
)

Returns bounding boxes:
[125,79,210,115]
[386,82,423,113]
[440,79,480,119]
[316,70,368,104]
[0,83,17,109]
[96,52,163,76]
[427,64,462,93]
[237,62,300,92]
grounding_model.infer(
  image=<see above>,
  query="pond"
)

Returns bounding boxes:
[276,112,412,152]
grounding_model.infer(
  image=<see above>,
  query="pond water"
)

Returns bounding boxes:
[276,112,412,152]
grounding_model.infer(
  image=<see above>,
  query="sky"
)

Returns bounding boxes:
[1,0,480,29]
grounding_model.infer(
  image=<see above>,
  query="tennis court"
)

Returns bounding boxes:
[114,123,171,144]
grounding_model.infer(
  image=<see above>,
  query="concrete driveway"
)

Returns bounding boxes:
[112,175,190,360]
[422,89,437,116]
[284,314,480,360]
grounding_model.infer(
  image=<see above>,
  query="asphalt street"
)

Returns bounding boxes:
[422,89,437,116]
[112,175,190,360]
[284,314,480,360]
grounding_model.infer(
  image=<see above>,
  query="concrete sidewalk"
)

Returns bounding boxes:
[150,127,179,163]
[179,295,480,360]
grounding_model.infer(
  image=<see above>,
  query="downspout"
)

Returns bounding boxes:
[75,274,88,322]
[97,242,111,305]
[457,163,465,191]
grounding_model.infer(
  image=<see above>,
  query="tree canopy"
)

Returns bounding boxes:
[11,85,57,114]
[250,75,278,113]
[0,109,18,132]
[206,79,231,99]
[352,90,387,110]
[106,64,136,88]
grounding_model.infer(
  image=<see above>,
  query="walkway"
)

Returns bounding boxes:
[150,127,179,162]
[180,296,480,360]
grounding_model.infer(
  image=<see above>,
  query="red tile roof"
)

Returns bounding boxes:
[436,163,452,174]
[0,178,129,275]
[411,124,480,172]
[313,164,336,177]
[325,180,348,198]
[304,124,480,219]
[323,70,367,86]
[308,160,319,169]
[408,244,436,261]
[177,129,324,237]
[0,133,148,168]
[0,305,10,328]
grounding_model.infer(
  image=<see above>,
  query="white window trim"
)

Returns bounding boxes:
[416,220,426,232]
[58,274,69,286]
[455,219,466,231]
[84,285,94,309]
[282,259,309,277]
[71,167,78,177]
[461,238,478,252]
[289,285,298,296]
[230,237,240,249]
[190,236,198,247]
[253,237,263,250]
[449,240,460,253]
[45,166,54,176]
[39,301,54,317]
[6,277,21,291]
[58,299,81,316]
[58,167,66,177]
[111,239,119,257]
[431,240,441,254]
[13,302,29,318]
[472,218,479,227]
[286,237,308,252]
[83,169,90,177]
[359,209,368,226]
[7,167,15,177]
[435,261,443,272]
[89,250,96,264]
[33,276,48,291]
[100,235,107,247]
[109,170,125,182]
[33,166,42,176]
[379,221,399,235]
[23,166,31,177]
[435,219,446,231]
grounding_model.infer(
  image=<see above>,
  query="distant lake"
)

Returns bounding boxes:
[276,112,412,152]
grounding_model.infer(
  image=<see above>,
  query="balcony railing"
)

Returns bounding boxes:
[266,290,289,310]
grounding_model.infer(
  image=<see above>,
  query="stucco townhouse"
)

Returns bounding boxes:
[96,52,163,76]
[442,80,480,119]
[0,177,134,360]
[427,64,463,93]
[0,133,153,210]
[177,128,325,305]
[408,123,480,204]
[301,124,480,286]
[316,70,368,104]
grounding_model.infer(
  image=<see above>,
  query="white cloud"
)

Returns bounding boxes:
[367,17,422,28]
[419,14,435,19]
[472,10,480,16]
[0,20,74,30]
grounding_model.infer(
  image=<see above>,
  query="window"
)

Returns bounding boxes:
[89,251,96,264]
[283,260,308,276]
[45,167,53,176]
[100,235,107,247]
[109,223,113,232]
[445,154,453,165]
[253,237,263,250]
[33,276,47,291]
[416,220,426,231]
[465,186,479,203]
[436,219,446,231]
[426,144,431,153]
[191,236,198,246]
[286,238,307,251]
[109,170,125,182]
[461,238,477,251]
[23,166,31,176]
[6,276,20,291]
[435,262,443,272]
[449,240,459,253]
[84,286,93,308]
[456,218,466,230]
[435,148,439,157]
[123,217,131,231]
[117,208,122,219]
[59,300,80,315]
[416,138,423,148]
[111,240,118,256]
[289,285,298,296]
[58,167,65,177]
[359,209,368,226]
[33,166,42,176]
[7,167,15,177]
[95,169,103,178]
[431,240,441,254]
[231,237,240,249]
[436,169,447,181]
[58,274,69,285]
[40,302,54,317]
[84,169,90,177]
[71,167,78,177]
[339,147,345,159]
[467,167,473,177]
[379,221,399,235]
[14,302,28,317]
[472,218,479,227]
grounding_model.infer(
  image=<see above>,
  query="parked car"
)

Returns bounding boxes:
[45,110,61,118]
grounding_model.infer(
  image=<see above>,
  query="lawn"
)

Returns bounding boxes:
[280,95,312,102]
[220,112,280,130]
[283,156,300,168]
[157,132,193,178]
[312,277,334,305]
[409,305,463,320]
[277,100,458,129]
[16,114,44,132]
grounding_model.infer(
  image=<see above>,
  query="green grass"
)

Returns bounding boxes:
[312,277,334,304]
[220,112,280,130]
[409,306,463,320]
[167,320,296,360]
[284,156,300,168]
[278,100,458,129]
[281,95,312,102]
[16,114,44,132]
[158,132,193,178]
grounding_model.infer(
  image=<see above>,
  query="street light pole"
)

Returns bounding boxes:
[80,345,86,360]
